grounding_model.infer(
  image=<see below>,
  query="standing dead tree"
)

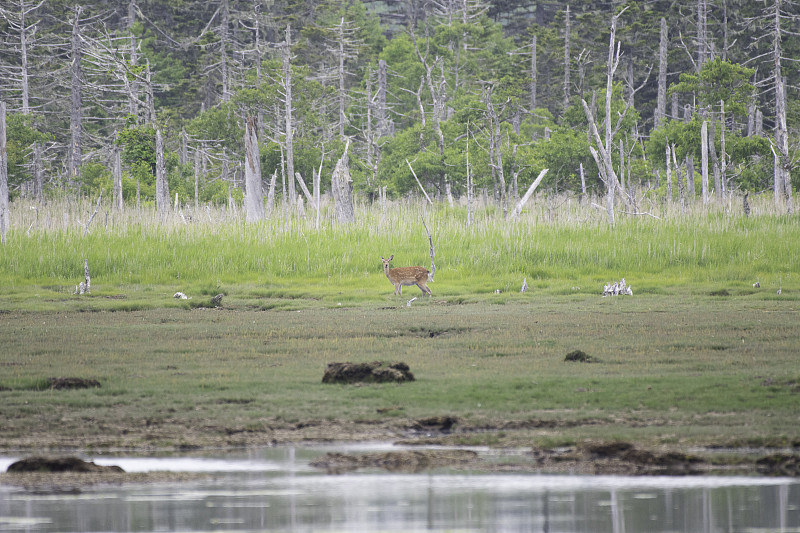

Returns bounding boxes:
[331,139,355,224]
[0,101,8,245]
[581,7,628,229]
[244,116,264,222]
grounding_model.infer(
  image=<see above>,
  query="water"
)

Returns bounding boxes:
[1,446,798,532]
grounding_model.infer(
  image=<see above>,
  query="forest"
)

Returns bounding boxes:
[0,0,797,232]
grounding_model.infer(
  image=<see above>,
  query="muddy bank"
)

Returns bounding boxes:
[0,471,205,492]
[1,415,798,481]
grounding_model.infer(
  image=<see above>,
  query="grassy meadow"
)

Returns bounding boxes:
[0,194,799,451]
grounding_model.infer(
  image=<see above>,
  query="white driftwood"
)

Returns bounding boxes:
[521,278,528,293]
[509,168,549,219]
[74,259,91,295]
[602,278,632,297]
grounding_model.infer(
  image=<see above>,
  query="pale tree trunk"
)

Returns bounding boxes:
[69,6,83,184]
[377,59,390,137]
[530,35,537,115]
[193,145,200,211]
[686,156,695,198]
[32,141,43,203]
[466,123,473,226]
[220,0,230,102]
[563,5,570,112]
[773,0,793,214]
[331,140,355,224]
[0,101,8,244]
[697,0,708,69]
[665,143,673,201]
[282,25,296,206]
[128,0,139,120]
[113,141,123,210]
[336,18,347,140]
[18,0,34,114]
[579,162,586,203]
[672,144,686,213]
[707,110,722,197]
[180,128,188,166]
[655,18,667,128]
[244,117,264,222]
[701,119,709,205]
[720,100,727,199]
[155,128,169,215]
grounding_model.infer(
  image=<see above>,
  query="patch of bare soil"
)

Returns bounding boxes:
[47,377,101,390]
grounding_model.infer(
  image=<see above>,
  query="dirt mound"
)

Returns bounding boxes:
[564,350,598,363]
[322,361,414,384]
[310,449,478,474]
[7,456,123,474]
[47,377,101,390]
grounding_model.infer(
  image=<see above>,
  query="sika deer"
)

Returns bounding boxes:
[381,255,432,297]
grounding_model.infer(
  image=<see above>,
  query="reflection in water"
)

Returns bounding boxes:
[0,447,798,532]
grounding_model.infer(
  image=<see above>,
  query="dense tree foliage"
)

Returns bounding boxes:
[0,0,797,206]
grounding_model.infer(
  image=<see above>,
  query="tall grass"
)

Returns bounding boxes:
[1,194,797,300]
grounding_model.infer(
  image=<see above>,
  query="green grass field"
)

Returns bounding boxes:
[0,197,798,452]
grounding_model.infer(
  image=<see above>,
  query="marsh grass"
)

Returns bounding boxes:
[1,194,797,312]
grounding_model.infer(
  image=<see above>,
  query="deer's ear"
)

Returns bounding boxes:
[380,256,385,261]
[389,255,393,261]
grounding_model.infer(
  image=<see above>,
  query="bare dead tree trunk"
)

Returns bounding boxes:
[244,116,264,222]
[69,6,83,184]
[336,18,347,140]
[0,101,8,244]
[220,0,230,102]
[701,119,709,205]
[331,139,355,224]
[581,7,630,229]
[377,59,390,137]
[32,141,43,203]
[655,18,667,128]
[155,128,168,215]
[665,143,673,201]
[466,122,473,226]
[113,141,123,210]
[282,25,296,206]
[697,0,708,69]
[18,0,33,114]
[773,0,793,214]
[193,144,201,211]
[563,5,570,112]
[530,35,537,115]
[720,100,727,200]
[579,162,586,203]
[672,144,685,213]
[266,170,277,218]
[127,0,139,120]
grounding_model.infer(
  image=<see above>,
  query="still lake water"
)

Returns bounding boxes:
[1,445,798,533]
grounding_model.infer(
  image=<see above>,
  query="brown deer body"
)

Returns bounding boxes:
[381,255,432,296]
